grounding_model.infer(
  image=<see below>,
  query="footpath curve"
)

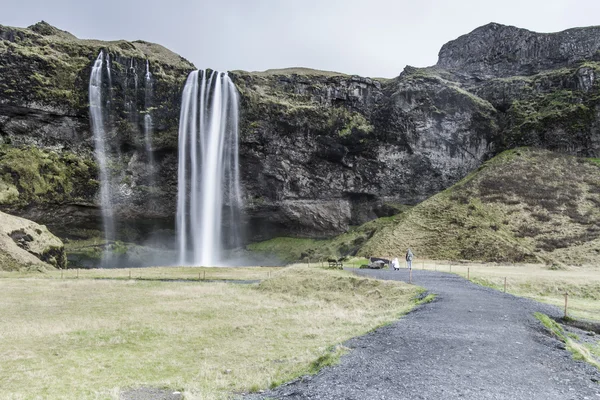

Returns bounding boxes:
[248,269,600,400]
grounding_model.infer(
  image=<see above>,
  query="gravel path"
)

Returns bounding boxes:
[247,269,600,400]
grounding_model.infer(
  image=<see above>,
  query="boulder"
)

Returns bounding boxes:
[0,211,66,271]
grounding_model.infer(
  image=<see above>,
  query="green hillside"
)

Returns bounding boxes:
[250,148,600,266]
[360,148,600,266]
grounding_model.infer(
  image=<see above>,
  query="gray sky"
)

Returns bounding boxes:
[3,0,600,77]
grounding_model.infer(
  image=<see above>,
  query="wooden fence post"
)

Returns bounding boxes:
[504,277,507,293]
[564,292,569,318]
[467,268,470,280]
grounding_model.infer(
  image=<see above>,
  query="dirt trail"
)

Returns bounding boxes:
[248,269,600,400]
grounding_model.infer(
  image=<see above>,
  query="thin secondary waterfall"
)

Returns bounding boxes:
[176,70,242,266]
[143,60,156,180]
[89,51,115,259]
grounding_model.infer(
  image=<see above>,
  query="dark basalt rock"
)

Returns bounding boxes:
[438,22,600,79]
[1,22,600,246]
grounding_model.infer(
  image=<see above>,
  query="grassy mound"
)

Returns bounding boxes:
[360,148,600,265]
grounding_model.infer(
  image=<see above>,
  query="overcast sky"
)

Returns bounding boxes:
[3,0,600,77]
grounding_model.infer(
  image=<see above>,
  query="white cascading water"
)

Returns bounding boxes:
[89,51,115,260]
[143,60,156,177]
[176,70,242,266]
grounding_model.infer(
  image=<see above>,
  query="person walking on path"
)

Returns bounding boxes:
[405,248,414,270]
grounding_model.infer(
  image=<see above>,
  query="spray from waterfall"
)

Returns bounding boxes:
[89,51,115,263]
[176,70,242,266]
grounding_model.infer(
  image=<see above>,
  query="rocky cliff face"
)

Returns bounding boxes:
[0,21,194,239]
[1,21,600,249]
[231,67,498,239]
[438,23,600,79]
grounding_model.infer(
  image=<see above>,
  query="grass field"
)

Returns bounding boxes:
[0,266,421,399]
[410,261,600,322]
[0,266,281,282]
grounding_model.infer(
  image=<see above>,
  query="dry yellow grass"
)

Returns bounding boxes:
[416,261,600,321]
[0,266,281,282]
[0,266,419,399]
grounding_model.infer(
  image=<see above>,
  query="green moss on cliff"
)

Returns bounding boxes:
[492,62,600,148]
[508,89,595,135]
[0,22,194,111]
[0,145,98,207]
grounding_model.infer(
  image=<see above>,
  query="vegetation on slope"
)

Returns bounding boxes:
[0,21,194,112]
[251,148,600,266]
[231,69,378,144]
[0,145,98,208]
[360,148,600,265]
[247,209,409,263]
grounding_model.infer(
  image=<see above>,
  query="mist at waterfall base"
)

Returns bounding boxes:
[87,55,277,268]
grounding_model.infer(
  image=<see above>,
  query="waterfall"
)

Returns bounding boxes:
[89,51,115,260]
[143,60,156,182]
[176,70,242,266]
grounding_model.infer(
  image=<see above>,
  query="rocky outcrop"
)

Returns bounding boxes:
[0,210,66,270]
[1,21,600,247]
[438,23,600,79]
[232,68,498,238]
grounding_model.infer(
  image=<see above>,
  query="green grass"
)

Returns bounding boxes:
[0,266,420,399]
[247,215,405,263]
[359,148,600,266]
[535,312,600,370]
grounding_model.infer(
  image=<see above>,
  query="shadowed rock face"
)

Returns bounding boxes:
[437,22,600,79]
[1,22,600,245]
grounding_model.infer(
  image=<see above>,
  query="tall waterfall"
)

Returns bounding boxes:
[176,70,242,266]
[89,51,115,257]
